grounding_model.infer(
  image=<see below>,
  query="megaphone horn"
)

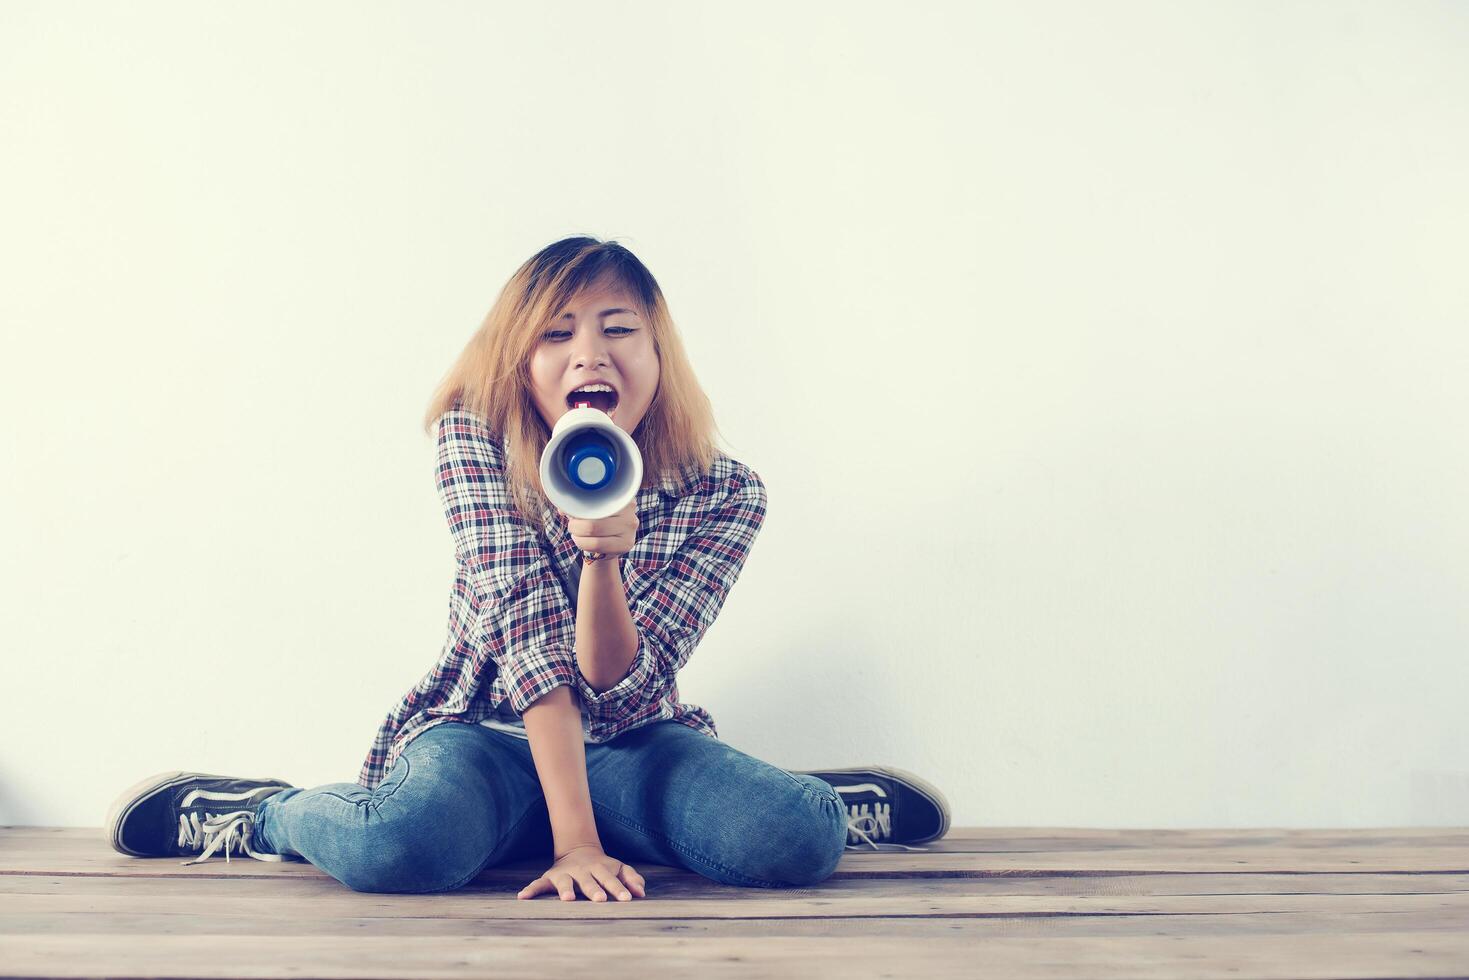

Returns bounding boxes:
[540,403,643,521]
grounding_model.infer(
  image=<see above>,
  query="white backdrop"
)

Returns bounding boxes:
[2,0,1466,830]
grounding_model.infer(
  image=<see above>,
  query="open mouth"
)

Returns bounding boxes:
[566,389,620,416]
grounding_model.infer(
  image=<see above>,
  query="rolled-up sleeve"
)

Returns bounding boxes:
[576,468,768,724]
[435,412,579,714]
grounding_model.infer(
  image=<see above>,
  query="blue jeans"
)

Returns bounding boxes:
[252,717,848,893]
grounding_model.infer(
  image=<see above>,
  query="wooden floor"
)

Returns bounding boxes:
[2,826,1467,978]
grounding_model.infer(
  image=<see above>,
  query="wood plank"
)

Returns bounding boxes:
[4,908,1469,939]
[4,828,1468,978]
[5,871,1466,898]
[5,884,1466,919]
[6,827,1468,875]
[4,932,1468,979]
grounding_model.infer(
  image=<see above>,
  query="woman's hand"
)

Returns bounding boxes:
[557,499,639,558]
[517,843,647,901]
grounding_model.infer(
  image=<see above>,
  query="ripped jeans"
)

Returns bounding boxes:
[251,717,848,893]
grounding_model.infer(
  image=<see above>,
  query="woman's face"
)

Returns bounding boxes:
[529,278,659,438]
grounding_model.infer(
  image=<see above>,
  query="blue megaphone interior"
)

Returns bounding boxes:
[561,429,619,491]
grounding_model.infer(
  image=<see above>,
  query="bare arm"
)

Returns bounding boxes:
[576,557,638,691]
[520,684,601,859]
[521,556,632,855]
[521,548,636,857]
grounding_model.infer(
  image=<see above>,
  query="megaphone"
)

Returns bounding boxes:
[540,402,644,520]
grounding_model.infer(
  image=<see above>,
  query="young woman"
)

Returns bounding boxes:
[105,237,949,900]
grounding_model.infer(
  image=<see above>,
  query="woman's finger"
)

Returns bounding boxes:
[517,876,546,900]
[621,868,646,896]
[572,870,607,902]
[593,866,633,901]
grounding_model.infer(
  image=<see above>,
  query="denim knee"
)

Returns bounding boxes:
[756,782,847,888]
[334,824,483,894]
[790,784,848,886]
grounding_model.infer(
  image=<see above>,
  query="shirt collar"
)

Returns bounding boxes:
[653,461,701,498]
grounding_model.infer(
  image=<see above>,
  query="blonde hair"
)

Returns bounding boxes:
[423,235,724,526]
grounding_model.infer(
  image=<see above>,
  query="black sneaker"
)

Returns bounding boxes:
[105,771,295,865]
[791,765,951,851]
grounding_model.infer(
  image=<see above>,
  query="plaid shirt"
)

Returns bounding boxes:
[356,408,768,790]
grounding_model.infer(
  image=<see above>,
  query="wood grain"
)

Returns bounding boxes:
[3,826,1467,978]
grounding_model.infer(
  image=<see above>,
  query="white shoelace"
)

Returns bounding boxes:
[844,800,930,852]
[178,810,284,866]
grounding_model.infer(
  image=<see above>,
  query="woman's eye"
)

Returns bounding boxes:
[542,327,634,340]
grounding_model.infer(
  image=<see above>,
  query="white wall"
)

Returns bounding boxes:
[3,0,1466,829]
